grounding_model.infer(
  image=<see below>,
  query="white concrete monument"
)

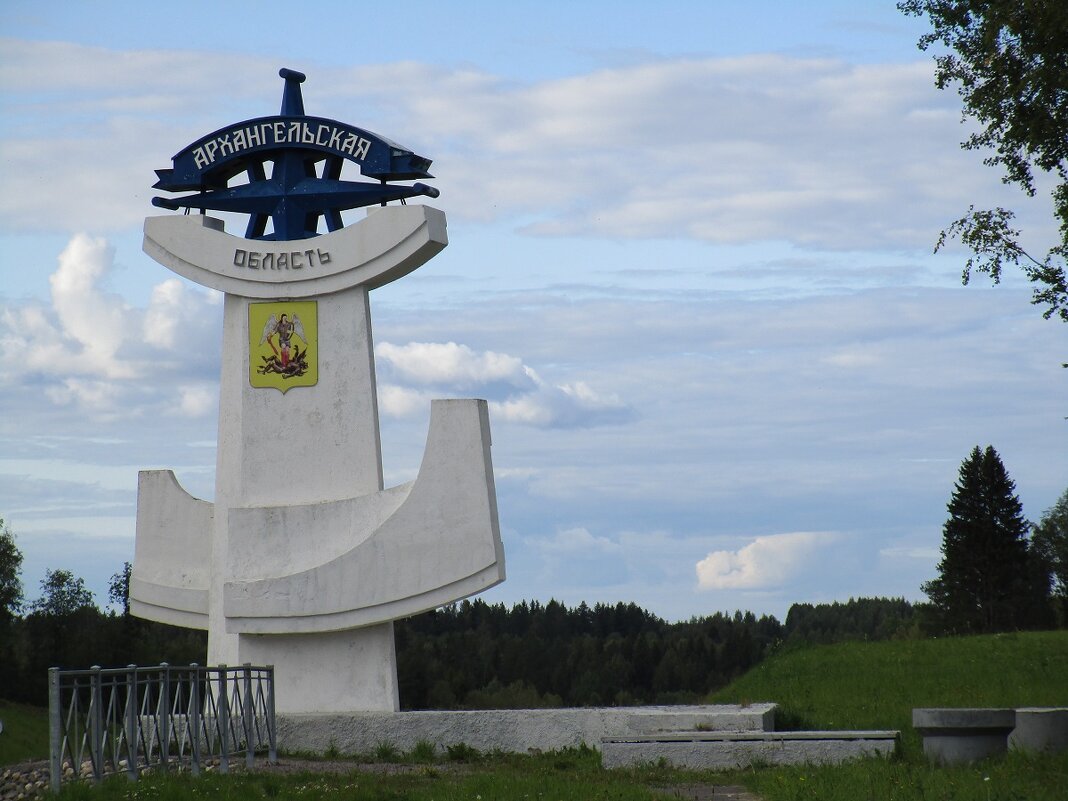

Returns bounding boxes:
[131,69,505,714]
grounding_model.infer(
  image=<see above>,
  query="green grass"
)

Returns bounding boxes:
[50,747,693,800]
[742,748,1068,801]
[708,630,1068,799]
[709,630,1068,752]
[0,699,49,765]
[11,630,1068,799]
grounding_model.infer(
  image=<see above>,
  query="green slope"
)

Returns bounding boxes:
[708,630,1068,752]
[0,699,49,765]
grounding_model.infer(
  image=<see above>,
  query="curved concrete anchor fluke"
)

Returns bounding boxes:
[223,398,504,633]
[131,470,212,629]
[133,399,504,635]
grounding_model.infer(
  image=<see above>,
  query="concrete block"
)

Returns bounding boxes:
[276,704,777,755]
[912,708,1016,764]
[601,731,899,769]
[1009,708,1068,754]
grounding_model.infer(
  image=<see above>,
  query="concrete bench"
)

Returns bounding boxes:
[601,730,899,769]
[1009,708,1068,754]
[914,707,1068,764]
[912,708,1016,764]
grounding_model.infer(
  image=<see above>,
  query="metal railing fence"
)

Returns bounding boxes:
[48,662,276,793]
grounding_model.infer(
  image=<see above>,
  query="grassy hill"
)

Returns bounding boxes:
[0,699,49,765]
[708,629,1068,753]
[707,630,1068,799]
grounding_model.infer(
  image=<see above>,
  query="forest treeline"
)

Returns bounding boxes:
[0,556,922,709]
[391,595,922,709]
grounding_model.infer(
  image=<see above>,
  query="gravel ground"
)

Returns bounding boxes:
[1,761,48,801]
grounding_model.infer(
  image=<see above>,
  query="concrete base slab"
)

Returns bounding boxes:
[601,731,899,769]
[277,704,777,755]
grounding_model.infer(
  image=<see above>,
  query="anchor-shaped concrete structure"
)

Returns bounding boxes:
[131,72,504,714]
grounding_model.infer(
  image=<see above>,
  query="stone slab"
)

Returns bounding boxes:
[1009,708,1068,754]
[601,730,899,769]
[277,704,777,755]
[912,708,1016,764]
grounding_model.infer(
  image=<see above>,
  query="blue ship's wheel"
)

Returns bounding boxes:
[152,69,439,241]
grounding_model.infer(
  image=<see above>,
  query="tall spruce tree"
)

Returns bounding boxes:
[922,445,1049,634]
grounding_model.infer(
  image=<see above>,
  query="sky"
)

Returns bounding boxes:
[1,1,1065,624]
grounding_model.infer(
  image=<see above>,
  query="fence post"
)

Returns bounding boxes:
[243,663,254,769]
[48,668,62,794]
[218,664,230,774]
[158,663,171,771]
[90,666,103,783]
[189,663,201,776]
[125,665,138,782]
[267,664,277,763]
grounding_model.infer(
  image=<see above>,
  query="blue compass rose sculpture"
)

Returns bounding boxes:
[152,68,439,241]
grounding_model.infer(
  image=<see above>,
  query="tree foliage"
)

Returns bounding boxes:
[0,518,23,622]
[27,569,96,617]
[0,534,207,704]
[784,597,918,643]
[922,445,1051,633]
[899,0,1068,322]
[109,561,132,617]
[0,518,25,695]
[394,599,784,709]
[1032,487,1068,620]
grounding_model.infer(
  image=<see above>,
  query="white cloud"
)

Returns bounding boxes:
[50,234,133,378]
[2,234,135,379]
[173,385,216,418]
[1,44,1047,250]
[377,384,436,419]
[490,378,631,428]
[1,234,221,418]
[376,340,632,428]
[376,341,531,388]
[696,532,839,590]
[530,526,621,554]
[45,378,122,413]
[144,279,188,349]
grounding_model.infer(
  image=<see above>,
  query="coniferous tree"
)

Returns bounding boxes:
[922,445,1050,634]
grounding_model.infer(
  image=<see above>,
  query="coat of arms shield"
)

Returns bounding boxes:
[249,301,318,392]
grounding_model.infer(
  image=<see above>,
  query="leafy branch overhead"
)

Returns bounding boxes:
[899,0,1068,322]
